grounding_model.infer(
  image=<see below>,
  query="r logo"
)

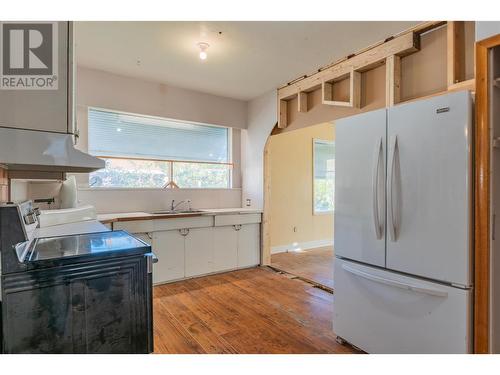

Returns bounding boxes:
[2,23,53,75]
[0,22,58,90]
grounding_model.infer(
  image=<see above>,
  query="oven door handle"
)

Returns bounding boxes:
[145,252,158,273]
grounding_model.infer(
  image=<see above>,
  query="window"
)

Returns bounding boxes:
[313,139,335,214]
[88,109,231,188]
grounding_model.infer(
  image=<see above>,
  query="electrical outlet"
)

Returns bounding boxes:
[246,198,251,207]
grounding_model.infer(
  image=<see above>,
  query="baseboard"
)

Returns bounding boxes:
[271,239,333,254]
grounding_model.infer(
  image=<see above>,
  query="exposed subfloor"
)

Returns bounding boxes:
[271,247,334,289]
[152,266,358,354]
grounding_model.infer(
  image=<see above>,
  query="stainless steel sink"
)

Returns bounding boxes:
[150,209,205,215]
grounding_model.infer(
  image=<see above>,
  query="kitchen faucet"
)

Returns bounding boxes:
[171,199,191,211]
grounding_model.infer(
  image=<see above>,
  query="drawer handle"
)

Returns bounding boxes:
[179,228,190,236]
[233,225,242,231]
[342,264,448,298]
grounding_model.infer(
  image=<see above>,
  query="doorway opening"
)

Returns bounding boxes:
[266,122,335,290]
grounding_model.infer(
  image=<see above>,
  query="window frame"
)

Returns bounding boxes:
[312,138,335,215]
[86,107,233,190]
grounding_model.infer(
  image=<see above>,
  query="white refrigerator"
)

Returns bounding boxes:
[333,91,473,353]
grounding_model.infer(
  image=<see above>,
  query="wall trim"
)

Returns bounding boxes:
[474,32,500,354]
[271,239,333,254]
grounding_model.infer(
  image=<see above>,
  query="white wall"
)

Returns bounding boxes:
[77,66,247,129]
[77,188,242,214]
[241,90,277,209]
[476,21,500,42]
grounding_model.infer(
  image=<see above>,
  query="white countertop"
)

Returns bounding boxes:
[97,208,262,223]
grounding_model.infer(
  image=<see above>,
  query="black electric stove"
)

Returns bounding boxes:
[0,202,155,354]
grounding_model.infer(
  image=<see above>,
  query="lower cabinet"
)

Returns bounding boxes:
[152,230,185,284]
[238,223,261,268]
[213,226,238,271]
[125,215,261,285]
[214,224,261,270]
[185,227,214,277]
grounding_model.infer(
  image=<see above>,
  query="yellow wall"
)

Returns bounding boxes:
[268,122,334,249]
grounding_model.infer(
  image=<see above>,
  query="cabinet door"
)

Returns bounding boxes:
[335,108,387,267]
[237,224,260,268]
[213,226,238,272]
[153,230,185,283]
[185,227,214,277]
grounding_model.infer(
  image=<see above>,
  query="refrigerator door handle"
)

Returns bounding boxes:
[342,264,449,298]
[387,135,399,242]
[372,137,383,239]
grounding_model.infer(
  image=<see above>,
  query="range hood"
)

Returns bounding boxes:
[0,127,105,173]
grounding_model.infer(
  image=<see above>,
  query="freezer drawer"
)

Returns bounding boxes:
[333,258,472,353]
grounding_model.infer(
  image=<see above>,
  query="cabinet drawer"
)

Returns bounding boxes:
[113,216,214,233]
[214,214,261,227]
[154,216,213,231]
[114,220,154,233]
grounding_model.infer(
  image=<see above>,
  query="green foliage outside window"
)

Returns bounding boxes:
[313,140,335,214]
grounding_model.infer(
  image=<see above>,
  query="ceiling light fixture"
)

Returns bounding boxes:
[197,42,209,60]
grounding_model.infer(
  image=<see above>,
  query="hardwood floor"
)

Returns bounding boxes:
[152,267,358,354]
[271,247,334,289]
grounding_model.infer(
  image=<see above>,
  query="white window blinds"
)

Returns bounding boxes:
[88,109,229,163]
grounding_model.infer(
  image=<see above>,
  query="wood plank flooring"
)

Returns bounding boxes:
[271,247,334,289]
[153,266,358,354]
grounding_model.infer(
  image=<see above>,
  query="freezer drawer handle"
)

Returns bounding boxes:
[372,137,384,240]
[342,264,448,298]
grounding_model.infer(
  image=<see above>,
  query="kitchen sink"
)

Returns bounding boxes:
[150,209,205,215]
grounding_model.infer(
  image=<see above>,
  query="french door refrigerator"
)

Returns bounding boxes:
[333,91,473,354]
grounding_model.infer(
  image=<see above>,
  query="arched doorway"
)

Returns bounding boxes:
[262,122,335,289]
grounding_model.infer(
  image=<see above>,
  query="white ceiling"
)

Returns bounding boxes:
[75,21,420,101]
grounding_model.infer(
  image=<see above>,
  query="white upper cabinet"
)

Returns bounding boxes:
[0,21,74,134]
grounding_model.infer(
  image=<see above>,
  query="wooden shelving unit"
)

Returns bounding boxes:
[321,68,361,108]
